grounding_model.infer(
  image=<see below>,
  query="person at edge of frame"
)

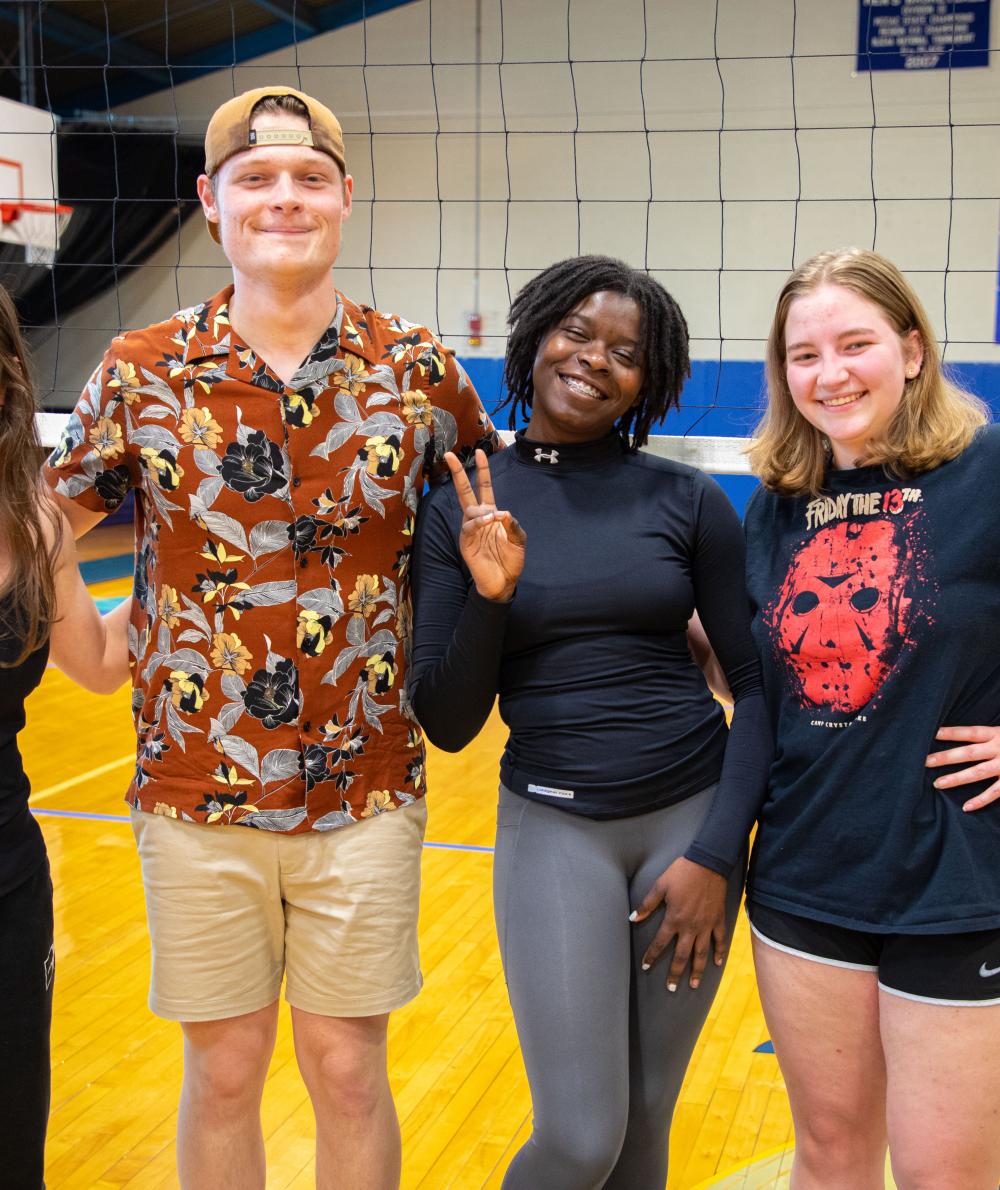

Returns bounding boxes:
[43,86,498,1190]
[741,248,1000,1190]
[407,255,773,1189]
[0,282,131,1190]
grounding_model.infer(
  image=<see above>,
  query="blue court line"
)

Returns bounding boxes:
[423,839,494,854]
[80,553,133,584]
[31,807,496,852]
[33,808,128,823]
[95,596,127,613]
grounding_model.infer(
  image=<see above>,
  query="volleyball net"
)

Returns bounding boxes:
[2,0,998,490]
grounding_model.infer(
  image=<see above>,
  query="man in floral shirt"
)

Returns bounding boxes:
[45,86,497,1190]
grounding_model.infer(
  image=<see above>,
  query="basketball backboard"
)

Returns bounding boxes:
[0,95,72,266]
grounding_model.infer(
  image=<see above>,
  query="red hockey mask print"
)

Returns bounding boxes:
[768,518,914,713]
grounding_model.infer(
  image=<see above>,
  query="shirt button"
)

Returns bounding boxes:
[292,476,301,488]
[300,557,308,569]
[302,721,312,732]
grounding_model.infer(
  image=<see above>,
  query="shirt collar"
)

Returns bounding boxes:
[182,286,383,377]
[334,293,381,367]
[513,429,625,471]
[169,287,233,366]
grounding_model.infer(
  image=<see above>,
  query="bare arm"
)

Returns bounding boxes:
[49,490,106,541]
[47,510,131,694]
[686,609,732,702]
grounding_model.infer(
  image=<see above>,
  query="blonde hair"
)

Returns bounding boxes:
[749,248,989,496]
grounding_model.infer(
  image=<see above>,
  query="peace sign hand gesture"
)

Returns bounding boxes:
[445,449,526,603]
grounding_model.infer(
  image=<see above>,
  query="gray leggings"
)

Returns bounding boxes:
[494,783,745,1190]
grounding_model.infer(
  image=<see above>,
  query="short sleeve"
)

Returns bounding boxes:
[43,338,143,514]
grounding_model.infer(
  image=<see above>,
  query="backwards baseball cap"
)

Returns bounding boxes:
[203,85,347,243]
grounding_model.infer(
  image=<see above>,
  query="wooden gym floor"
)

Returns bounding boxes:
[25,524,897,1188]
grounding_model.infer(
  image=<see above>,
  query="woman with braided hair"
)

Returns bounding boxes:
[409,256,770,1188]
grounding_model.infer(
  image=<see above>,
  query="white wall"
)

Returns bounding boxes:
[34,0,1000,407]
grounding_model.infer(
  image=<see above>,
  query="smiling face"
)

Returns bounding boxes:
[526,290,645,444]
[783,283,923,469]
[197,111,353,284]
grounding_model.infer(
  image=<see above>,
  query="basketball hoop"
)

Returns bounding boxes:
[0,155,73,266]
[0,201,73,266]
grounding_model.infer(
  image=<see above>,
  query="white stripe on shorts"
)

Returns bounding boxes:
[749,920,878,973]
[877,982,1000,1008]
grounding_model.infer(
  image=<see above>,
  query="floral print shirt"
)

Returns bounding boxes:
[45,286,497,832]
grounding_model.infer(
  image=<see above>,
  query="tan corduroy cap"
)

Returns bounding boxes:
[203,85,347,243]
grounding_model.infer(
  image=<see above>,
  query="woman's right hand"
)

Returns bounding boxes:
[927,725,1000,810]
[444,449,526,603]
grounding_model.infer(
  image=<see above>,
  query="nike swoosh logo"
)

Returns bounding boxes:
[979,962,1000,978]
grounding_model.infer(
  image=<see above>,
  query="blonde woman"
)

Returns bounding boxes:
[745,248,1000,1190]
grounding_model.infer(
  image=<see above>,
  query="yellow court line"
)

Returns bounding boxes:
[31,754,135,803]
[693,1147,902,1190]
[689,1143,793,1190]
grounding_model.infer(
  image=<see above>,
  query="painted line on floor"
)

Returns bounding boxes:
[80,553,133,583]
[30,755,135,803]
[95,596,128,613]
[423,839,494,854]
[33,808,132,823]
[689,1144,793,1190]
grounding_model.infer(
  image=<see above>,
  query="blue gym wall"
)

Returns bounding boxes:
[460,357,1000,517]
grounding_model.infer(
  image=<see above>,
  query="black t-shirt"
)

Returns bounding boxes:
[745,424,1000,932]
[0,615,49,897]
[409,432,771,878]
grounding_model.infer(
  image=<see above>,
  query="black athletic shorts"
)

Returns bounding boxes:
[747,900,1000,1006]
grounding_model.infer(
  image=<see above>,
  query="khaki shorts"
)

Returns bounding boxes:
[131,800,427,1022]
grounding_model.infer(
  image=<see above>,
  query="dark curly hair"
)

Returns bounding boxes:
[499,255,691,450]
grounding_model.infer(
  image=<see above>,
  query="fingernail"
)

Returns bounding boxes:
[641,962,650,971]
[628,910,638,922]
[690,979,700,989]
[933,779,943,788]
[715,956,723,966]
[667,982,677,993]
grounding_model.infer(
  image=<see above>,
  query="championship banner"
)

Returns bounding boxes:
[857,0,992,71]
[995,221,1000,344]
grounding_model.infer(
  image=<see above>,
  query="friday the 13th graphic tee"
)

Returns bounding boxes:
[745,424,1000,933]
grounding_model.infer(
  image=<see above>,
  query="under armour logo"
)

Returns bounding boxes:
[980,961,1000,978]
[44,945,55,990]
[534,448,559,464]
